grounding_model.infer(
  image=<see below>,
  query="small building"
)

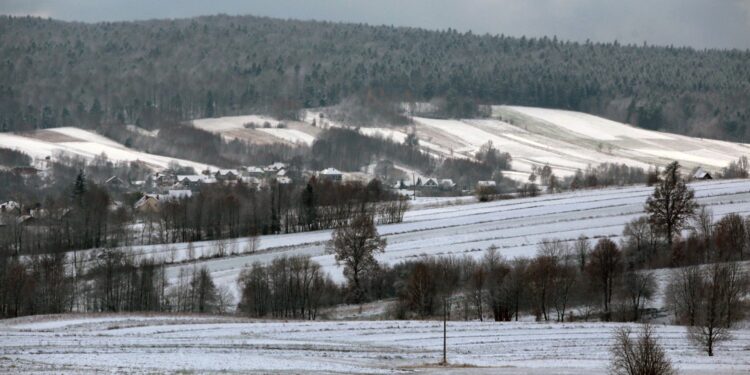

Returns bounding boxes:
[105,176,128,189]
[265,162,287,173]
[177,175,211,190]
[693,167,713,180]
[244,166,265,177]
[0,201,20,214]
[277,176,292,185]
[16,215,36,226]
[477,180,497,187]
[134,194,160,213]
[153,172,177,187]
[319,168,343,182]
[215,169,240,181]
[422,178,439,188]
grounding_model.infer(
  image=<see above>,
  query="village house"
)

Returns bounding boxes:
[265,162,287,173]
[319,167,343,182]
[134,194,160,213]
[422,178,440,188]
[215,169,240,181]
[153,172,177,187]
[134,190,193,213]
[176,175,216,190]
[477,180,497,187]
[0,201,20,214]
[692,167,713,180]
[105,176,128,190]
[244,166,265,177]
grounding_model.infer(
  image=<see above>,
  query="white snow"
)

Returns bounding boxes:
[1,315,748,374]
[62,180,750,307]
[0,127,212,171]
[192,115,281,132]
[506,106,672,141]
[257,128,316,145]
[195,106,750,179]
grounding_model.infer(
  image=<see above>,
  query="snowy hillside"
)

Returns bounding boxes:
[0,127,213,171]
[1,314,748,374]
[71,179,750,304]
[190,106,750,182]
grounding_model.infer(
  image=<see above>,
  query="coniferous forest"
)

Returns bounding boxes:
[0,14,749,141]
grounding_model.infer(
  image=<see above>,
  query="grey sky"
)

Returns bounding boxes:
[2,0,750,49]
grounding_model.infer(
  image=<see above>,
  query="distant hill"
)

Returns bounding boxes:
[0,14,749,142]
[189,106,750,182]
[0,127,212,171]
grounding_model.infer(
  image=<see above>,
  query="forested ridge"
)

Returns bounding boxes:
[1,14,749,141]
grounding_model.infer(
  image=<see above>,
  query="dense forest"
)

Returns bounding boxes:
[1,14,749,141]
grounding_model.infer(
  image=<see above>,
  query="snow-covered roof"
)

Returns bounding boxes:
[693,167,711,179]
[265,162,287,171]
[178,175,208,182]
[477,180,497,187]
[105,176,125,184]
[216,169,240,176]
[320,168,343,175]
[277,176,292,184]
[0,201,20,212]
[246,166,264,174]
[440,179,456,187]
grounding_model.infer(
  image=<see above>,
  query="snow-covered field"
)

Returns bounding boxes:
[1,314,748,374]
[77,179,750,305]
[191,114,321,146]
[190,106,750,183]
[0,127,212,171]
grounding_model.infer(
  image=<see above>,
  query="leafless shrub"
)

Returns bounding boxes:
[610,324,675,375]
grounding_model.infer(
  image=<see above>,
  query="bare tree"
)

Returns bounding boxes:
[620,271,656,321]
[327,213,386,304]
[586,238,623,321]
[665,266,703,326]
[713,213,746,261]
[691,206,713,262]
[623,217,659,268]
[645,161,698,249]
[610,324,675,375]
[688,263,734,356]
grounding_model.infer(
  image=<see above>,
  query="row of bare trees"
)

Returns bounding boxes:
[237,256,341,320]
[0,247,231,318]
[384,238,657,323]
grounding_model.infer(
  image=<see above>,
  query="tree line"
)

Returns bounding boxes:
[1,14,749,141]
[0,164,408,256]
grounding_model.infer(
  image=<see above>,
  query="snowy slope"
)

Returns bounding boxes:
[0,127,213,171]
[192,106,750,182]
[1,314,748,374]
[67,180,750,304]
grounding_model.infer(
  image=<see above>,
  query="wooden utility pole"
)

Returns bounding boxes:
[442,296,448,365]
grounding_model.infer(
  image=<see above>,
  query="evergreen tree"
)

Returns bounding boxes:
[205,91,216,118]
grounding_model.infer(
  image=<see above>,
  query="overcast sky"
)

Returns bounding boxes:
[3,0,750,49]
